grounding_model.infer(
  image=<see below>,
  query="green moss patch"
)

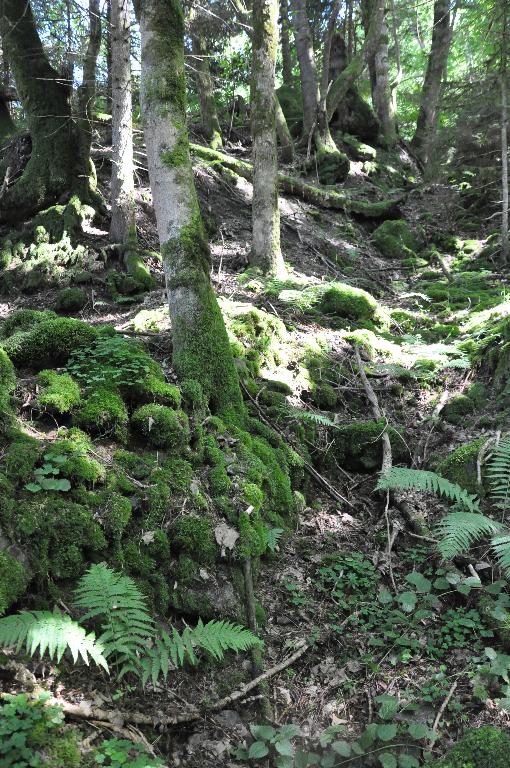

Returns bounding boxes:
[372,219,418,259]
[331,419,408,471]
[36,370,81,415]
[131,403,190,450]
[1,317,98,369]
[54,287,87,313]
[437,438,487,495]
[74,388,128,441]
[433,726,510,768]
[320,282,378,321]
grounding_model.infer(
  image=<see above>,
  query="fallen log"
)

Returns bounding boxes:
[191,143,403,220]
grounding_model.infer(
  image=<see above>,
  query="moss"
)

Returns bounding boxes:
[1,317,98,369]
[180,378,206,411]
[332,420,408,471]
[0,551,28,615]
[138,375,181,407]
[312,382,337,409]
[114,448,153,480]
[315,143,349,185]
[176,554,199,584]
[102,491,132,538]
[131,403,190,450]
[467,382,487,408]
[50,428,106,485]
[143,479,171,528]
[0,347,16,431]
[3,435,41,484]
[210,464,232,496]
[238,510,267,558]
[124,250,157,291]
[442,394,475,425]
[54,287,87,313]
[242,481,264,511]
[372,219,418,259]
[172,514,217,563]
[223,301,288,376]
[433,726,510,768]
[319,282,378,321]
[36,369,81,414]
[0,309,56,338]
[161,457,193,492]
[74,387,128,441]
[437,438,487,495]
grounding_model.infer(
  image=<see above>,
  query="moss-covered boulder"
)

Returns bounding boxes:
[131,403,190,450]
[433,726,510,767]
[442,394,475,425]
[320,282,378,320]
[332,419,407,471]
[54,287,87,313]
[372,219,418,259]
[36,370,81,415]
[74,388,128,441]
[0,550,28,615]
[315,144,349,185]
[436,438,487,495]
[1,317,98,369]
[0,309,57,337]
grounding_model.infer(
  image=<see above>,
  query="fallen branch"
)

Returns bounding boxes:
[354,346,392,473]
[191,143,403,220]
[428,681,458,751]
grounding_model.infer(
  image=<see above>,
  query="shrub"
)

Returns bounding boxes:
[36,370,81,414]
[74,388,128,441]
[54,287,87,313]
[131,404,190,450]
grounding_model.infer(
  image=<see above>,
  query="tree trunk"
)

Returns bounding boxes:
[0,89,14,143]
[190,23,222,150]
[279,0,294,86]
[410,0,451,165]
[372,2,395,145]
[290,0,319,140]
[251,0,285,276]
[502,0,509,264]
[0,0,92,221]
[106,0,112,109]
[110,0,136,244]
[275,95,295,162]
[78,0,101,179]
[134,0,243,414]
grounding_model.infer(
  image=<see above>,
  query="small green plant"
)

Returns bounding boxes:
[67,336,153,391]
[93,738,164,767]
[24,452,70,493]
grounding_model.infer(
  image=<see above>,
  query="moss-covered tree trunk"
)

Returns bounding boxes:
[372,2,396,146]
[290,0,319,140]
[251,0,285,276]
[78,0,101,180]
[279,0,294,87]
[411,0,451,165]
[110,0,136,244]
[275,94,295,162]
[0,0,93,221]
[190,21,223,151]
[134,0,243,414]
[0,88,14,143]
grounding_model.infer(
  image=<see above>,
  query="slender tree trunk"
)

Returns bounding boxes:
[78,0,101,178]
[106,0,113,109]
[501,0,509,264]
[0,0,92,221]
[411,0,451,165]
[389,0,402,122]
[251,0,285,276]
[0,89,14,142]
[372,2,395,145]
[110,0,136,244]
[280,0,294,86]
[190,23,222,150]
[291,0,319,140]
[275,95,295,162]
[134,0,243,414]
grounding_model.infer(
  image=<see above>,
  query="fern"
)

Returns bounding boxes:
[491,534,510,575]
[0,608,107,669]
[376,467,480,512]
[288,410,339,428]
[436,512,504,560]
[139,619,261,687]
[73,563,154,663]
[487,437,510,510]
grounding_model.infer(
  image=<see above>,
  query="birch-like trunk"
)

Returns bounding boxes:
[134,0,243,413]
[411,0,451,165]
[502,0,509,264]
[279,0,294,86]
[78,0,101,176]
[110,0,136,244]
[190,23,223,150]
[291,0,319,140]
[251,0,285,276]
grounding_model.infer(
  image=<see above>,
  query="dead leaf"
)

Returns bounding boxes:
[215,522,239,556]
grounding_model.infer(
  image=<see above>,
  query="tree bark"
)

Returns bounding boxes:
[501,0,509,264]
[279,0,294,86]
[0,0,93,221]
[0,88,14,143]
[110,0,136,244]
[411,0,451,165]
[251,0,285,276]
[290,0,319,140]
[372,2,395,145]
[134,0,243,414]
[275,95,295,162]
[78,0,101,181]
[106,0,113,109]
[190,22,223,150]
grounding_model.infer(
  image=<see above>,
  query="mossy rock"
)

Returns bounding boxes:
[320,282,378,320]
[54,287,88,313]
[341,133,377,161]
[171,514,217,564]
[74,387,128,441]
[0,309,57,338]
[131,403,190,451]
[315,144,349,185]
[0,348,16,432]
[332,419,408,471]
[1,317,98,369]
[312,382,337,410]
[372,219,418,259]
[436,438,487,495]
[433,726,510,767]
[442,394,475,425]
[36,370,81,415]
[0,550,28,615]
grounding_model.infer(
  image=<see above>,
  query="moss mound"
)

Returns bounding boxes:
[54,287,87,313]
[74,388,128,441]
[0,348,16,432]
[437,438,487,495]
[1,317,98,369]
[0,550,28,615]
[433,726,510,768]
[332,420,408,471]
[36,370,81,415]
[320,282,378,320]
[131,404,190,450]
[0,309,57,337]
[372,219,418,259]
[442,394,475,425]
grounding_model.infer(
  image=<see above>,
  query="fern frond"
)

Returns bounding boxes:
[288,410,339,427]
[487,437,510,509]
[436,512,503,560]
[74,564,153,661]
[376,467,480,512]
[138,620,261,687]
[0,608,107,670]
[491,534,510,575]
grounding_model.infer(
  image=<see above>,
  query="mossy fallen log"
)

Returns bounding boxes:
[190,143,402,220]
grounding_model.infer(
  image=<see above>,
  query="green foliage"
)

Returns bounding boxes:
[74,387,129,441]
[54,286,87,313]
[433,726,510,767]
[376,467,480,512]
[0,693,80,768]
[36,369,81,414]
[436,512,502,560]
[172,514,217,563]
[0,607,108,668]
[24,452,72,493]
[92,739,164,767]
[487,437,510,510]
[442,394,475,425]
[0,551,28,616]
[130,403,190,450]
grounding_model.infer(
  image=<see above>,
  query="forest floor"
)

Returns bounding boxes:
[1,126,509,767]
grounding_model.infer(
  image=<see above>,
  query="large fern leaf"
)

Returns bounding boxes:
[436,512,503,560]
[491,534,510,575]
[73,564,153,661]
[0,608,107,669]
[487,437,510,510]
[376,467,480,512]
[139,620,261,687]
